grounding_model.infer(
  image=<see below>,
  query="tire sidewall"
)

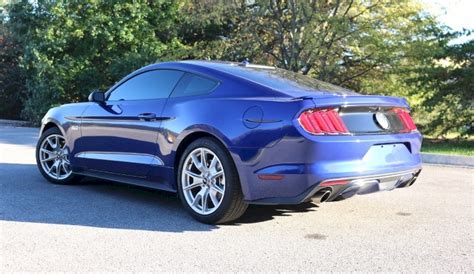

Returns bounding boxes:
[177,138,239,223]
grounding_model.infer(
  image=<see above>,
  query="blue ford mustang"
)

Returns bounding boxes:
[36,60,422,223]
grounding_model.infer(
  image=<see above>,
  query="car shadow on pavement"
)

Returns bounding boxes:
[1,163,318,232]
[234,203,319,224]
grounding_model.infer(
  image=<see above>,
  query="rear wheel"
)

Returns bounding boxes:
[177,138,248,224]
[36,127,80,184]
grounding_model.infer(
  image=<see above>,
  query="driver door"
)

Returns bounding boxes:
[76,69,184,178]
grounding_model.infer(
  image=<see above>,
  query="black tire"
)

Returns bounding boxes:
[177,137,248,224]
[36,127,81,184]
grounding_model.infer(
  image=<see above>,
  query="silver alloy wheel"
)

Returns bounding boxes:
[39,134,72,180]
[181,147,225,215]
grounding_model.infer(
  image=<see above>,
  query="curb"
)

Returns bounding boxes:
[1,120,471,168]
[421,153,473,168]
[0,119,33,127]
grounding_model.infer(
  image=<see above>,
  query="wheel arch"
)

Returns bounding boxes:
[40,119,66,136]
[42,122,59,133]
[174,131,230,171]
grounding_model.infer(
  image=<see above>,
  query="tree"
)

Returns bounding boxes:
[0,11,26,119]
[413,38,473,137]
[180,1,441,87]
[4,0,469,137]
[6,0,184,123]
[180,0,467,136]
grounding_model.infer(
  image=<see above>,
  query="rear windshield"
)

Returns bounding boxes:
[211,63,358,95]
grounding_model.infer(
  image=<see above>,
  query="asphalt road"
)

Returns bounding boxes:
[1,125,473,272]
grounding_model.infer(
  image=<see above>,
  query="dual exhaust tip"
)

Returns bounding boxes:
[311,173,418,204]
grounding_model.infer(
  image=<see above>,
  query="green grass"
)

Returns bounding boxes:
[421,138,474,156]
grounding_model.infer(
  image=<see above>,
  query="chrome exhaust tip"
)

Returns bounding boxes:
[313,189,332,204]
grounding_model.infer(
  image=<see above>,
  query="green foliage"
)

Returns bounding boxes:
[177,0,473,137]
[1,0,472,136]
[422,138,474,156]
[179,1,440,85]
[0,16,26,119]
[5,0,184,123]
[412,38,474,137]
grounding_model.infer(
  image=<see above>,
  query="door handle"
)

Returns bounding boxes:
[138,113,157,121]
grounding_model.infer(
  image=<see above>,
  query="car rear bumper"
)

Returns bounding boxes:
[250,168,421,204]
[230,131,423,204]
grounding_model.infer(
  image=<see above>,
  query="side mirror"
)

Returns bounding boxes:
[88,90,105,103]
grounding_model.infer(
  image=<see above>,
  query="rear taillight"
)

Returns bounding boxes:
[392,108,417,132]
[298,108,349,135]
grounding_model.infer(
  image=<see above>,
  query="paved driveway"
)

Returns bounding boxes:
[0,126,472,271]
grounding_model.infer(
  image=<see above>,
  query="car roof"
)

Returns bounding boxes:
[132,60,358,98]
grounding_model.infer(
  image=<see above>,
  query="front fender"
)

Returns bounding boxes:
[39,103,91,152]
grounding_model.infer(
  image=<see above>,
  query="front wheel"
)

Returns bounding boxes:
[36,127,80,184]
[177,138,248,224]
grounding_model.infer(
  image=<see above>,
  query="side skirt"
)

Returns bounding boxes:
[74,169,177,193]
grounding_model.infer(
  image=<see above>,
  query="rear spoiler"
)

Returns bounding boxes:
[311,95,409,109]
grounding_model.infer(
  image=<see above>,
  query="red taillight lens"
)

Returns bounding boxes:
[319,179,350,187]
[298,108,349,135]
[393,108,417,132]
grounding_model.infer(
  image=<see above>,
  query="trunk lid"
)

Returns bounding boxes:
[297,94,414,135]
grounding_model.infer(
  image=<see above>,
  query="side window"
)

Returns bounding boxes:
[170,73,218,98]
[108,70,184,101]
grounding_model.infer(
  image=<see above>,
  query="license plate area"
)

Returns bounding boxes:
[362,143,411,166]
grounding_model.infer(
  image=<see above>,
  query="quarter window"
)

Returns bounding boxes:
[171,73,218,97]
[108,70,184,101]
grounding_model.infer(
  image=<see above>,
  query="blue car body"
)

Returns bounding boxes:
[40,61,422,204]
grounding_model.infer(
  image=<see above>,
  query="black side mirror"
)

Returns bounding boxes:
[88,90,105,103]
